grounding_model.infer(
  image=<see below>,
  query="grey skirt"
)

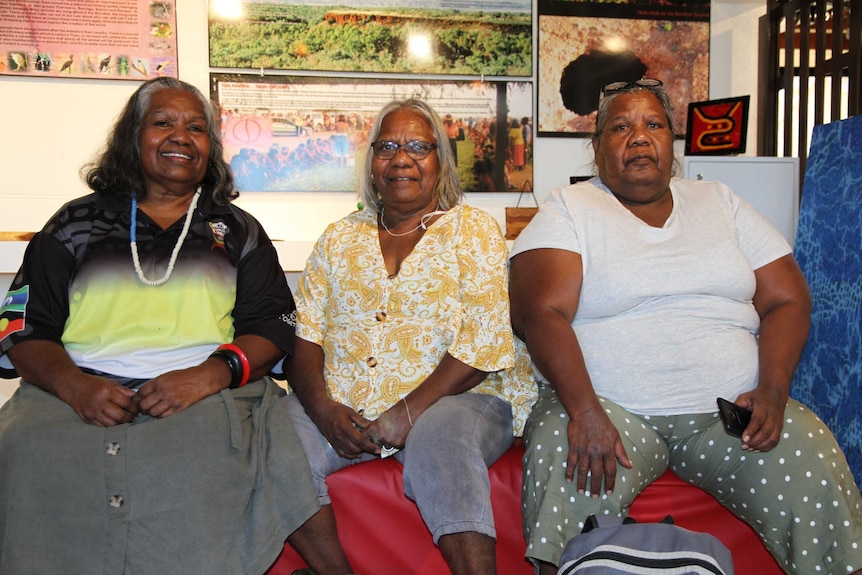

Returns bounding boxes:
[0,378,319,575]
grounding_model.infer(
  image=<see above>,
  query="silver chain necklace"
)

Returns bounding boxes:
[379,205,445,237]
[130,187,201,286]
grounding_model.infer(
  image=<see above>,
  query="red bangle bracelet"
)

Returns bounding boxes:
[217,343,250,387]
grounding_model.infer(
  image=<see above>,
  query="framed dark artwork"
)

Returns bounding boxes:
[537,0,710,137]
[211,73,533,193]
[685,95,750,155]
[208,0,531,77]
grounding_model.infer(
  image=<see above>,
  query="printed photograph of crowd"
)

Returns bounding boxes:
[214,77,533,193]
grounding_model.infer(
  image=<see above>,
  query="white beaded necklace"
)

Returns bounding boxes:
[130,187,201,286]
[379,205,445,237]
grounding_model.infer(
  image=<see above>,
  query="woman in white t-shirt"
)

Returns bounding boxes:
[508,78,862,575]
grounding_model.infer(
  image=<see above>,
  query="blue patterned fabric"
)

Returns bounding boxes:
[791,115,862,487]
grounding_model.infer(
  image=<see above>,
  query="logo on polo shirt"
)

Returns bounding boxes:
[210,221,229,252]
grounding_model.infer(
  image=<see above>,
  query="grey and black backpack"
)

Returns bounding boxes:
[557,515,734,575]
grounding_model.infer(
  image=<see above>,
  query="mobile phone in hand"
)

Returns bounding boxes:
[717,397,752,438]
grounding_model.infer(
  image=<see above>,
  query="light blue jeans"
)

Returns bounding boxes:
[283,392,514,542]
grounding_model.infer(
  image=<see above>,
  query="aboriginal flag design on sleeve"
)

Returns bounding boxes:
[0,286,28,344]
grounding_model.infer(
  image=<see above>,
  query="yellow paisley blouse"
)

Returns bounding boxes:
[294,204,536,435]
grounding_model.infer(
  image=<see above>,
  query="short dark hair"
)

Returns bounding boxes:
[83,77,236,204]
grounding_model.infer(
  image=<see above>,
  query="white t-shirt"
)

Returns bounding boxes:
[509,177,792,415]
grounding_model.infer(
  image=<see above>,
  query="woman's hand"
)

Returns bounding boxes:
[356,355,488,455]
[135,363,225,418]
[286,338,376,457]
[510,249,632,495]
[744,253,811,453]
[310,399,377,459]
[136,335,285,418]
[7,340,139,427]
[361,400,412,452]
[565,403,632,497]
[733,386,787,452]
[63,373,140,427]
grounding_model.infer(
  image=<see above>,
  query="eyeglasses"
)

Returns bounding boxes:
[370,140,438,160]
[601,79,663,94]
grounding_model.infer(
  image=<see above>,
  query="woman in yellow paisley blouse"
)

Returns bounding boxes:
[283,99,535,575]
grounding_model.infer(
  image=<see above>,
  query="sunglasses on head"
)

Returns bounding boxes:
[601,78,663,94]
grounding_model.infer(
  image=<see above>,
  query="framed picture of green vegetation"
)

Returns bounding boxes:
[211,73,533,192]
[537,0,709,137]
[208,0,532,77]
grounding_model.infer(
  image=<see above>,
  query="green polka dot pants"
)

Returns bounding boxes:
[521,385,862,573]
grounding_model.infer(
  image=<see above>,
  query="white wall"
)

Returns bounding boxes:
[0,0,764,233]
[0,0,765,401]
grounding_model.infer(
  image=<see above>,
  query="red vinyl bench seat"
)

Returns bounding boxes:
[267,441,783,575]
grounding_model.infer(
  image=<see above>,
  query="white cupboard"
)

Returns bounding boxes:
[683,156,800,247]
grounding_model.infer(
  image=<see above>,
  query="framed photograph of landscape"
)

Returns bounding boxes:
[211,73,533,192]
[685,95,750,155]
[208,0,532,77]
[537,0,710,137]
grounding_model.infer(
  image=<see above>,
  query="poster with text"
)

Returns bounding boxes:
[538,0,709,137]
[211,73,533,193]
[1,0,178,80]
[209,0,531,77]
